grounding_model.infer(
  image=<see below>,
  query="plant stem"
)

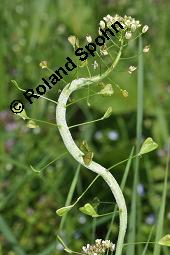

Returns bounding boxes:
[56,45,127,255]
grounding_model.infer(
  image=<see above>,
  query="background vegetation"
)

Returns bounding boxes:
[0,0,170,254]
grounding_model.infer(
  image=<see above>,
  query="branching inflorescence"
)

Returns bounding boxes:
[56,14,149,255]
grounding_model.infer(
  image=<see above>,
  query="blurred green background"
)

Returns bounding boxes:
[0,0,170,254]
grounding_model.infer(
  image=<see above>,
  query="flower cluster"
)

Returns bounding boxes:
[82,239,115,255]
[99,14,149,40]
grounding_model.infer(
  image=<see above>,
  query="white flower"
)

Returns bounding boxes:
[136,20,141,27]
[143,45,150,53]
[98,14,143,39]
[99,20,105,29]
[125,19,131,27]
[110,244,116,251]
[131,23,137,32]
[82,239,116,255]
[142,25,149,33]
[92,61,98,70]
[123,15,141,30]
[82,246,88,253]
[125,31,132,39]
[86,35,92,43]
[86,244,90,249]
[104,240,111,248]
[98,27,102,35]
[100,48,108,55]
[128,65,137,74]
[103,14,113,23]
[95,239,102,244]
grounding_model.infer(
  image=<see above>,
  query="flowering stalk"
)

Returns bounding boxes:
[56,14,148,255]
[56,44,127,255]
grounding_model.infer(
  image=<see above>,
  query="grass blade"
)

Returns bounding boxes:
[38,242,56,255]
[0,215,26,255]
[59,164,81,231]
[126,36,144,255]
[141,227,154,255]
[105,147,134,240]
[153,142,169,255]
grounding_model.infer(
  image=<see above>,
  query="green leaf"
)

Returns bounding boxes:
[158,234,170,247]
[27,120,39,129]
[98,84,114,96]
[56,205,73,217]
[79,203,98,217]
[139,137,158,155]
[102,106,112,119]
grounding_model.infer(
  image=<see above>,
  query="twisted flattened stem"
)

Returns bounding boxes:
[56,48,127,255]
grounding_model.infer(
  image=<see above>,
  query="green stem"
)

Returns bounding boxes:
[56,43,127,255]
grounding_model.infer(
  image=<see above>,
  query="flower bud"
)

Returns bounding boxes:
[142,25,149,33]
[131,23,137,32]
[39,60,48,69]
[86,35,92,43]
[143,45,150,53]
[125,31,132,39]
[92,61,98,70]
[68,35,79,48]
[121,89,128,97]
[128,65,137,74]
[99,20,105,29]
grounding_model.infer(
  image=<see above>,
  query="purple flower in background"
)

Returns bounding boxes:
[5,139,15,152]
[145,213,155,225]
[137,183,145,197]
[0,110,11,122]
[107,130,119,141]
[5,122,18,131]
[0,110,18,132]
